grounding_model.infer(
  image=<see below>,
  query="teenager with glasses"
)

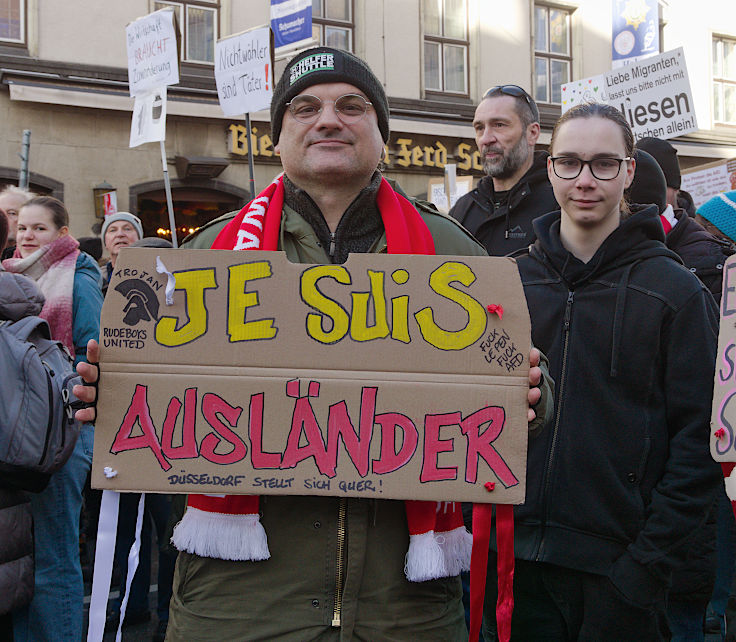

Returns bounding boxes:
[481,102,721,640]
[450,84,557,257]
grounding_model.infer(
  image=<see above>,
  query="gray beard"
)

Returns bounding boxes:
[483,137,531,180]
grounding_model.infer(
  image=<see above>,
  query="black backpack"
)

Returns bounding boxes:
[0,316,83,492]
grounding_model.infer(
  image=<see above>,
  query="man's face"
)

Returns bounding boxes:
[105,221,140,262]
[0,192,27,245]
[473,96,537,180]
[275,82,384,189]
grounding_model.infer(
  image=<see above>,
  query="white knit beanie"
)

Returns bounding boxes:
[101,212,143,242]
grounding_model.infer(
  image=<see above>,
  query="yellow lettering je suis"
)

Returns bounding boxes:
[155,268,217,347]
[414,262,487,351]
[228,261,277,342]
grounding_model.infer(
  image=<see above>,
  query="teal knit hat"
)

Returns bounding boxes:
[697,190,736,242]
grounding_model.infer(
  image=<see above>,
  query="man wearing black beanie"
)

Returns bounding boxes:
[637,136,697,217]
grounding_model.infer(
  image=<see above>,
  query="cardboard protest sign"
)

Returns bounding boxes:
[682,158,736,210]
[92,249,531,504]
[215,26,274,116]
[561,48,697,142]
[711,253,736,462]
[126,8,180,97]
[129,87,167,148]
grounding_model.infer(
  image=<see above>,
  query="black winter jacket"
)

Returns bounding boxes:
[663,208,733,602]
[515,205,721,606]
[667,208,734,303]
[449,151,557,256]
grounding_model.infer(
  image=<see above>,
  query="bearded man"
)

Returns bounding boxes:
[450,85,557,256]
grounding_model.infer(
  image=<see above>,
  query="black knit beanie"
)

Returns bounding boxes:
[626,150,667,214]
[636,137,681,189]
[270,47,389,145]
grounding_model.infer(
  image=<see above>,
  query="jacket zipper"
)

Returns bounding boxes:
[536,290,574,561]
[329,232,336,260]
[331,497,347,627]
[38,359,55,465]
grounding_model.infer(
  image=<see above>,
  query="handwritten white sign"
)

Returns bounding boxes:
[561,48,697,142]
[129,87,167,148]
[215,26,273,116]
[126,8,180,97]
[682,158,736,209]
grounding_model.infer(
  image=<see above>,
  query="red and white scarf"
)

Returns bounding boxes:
[3,235,80,354]
[172,175,473,581]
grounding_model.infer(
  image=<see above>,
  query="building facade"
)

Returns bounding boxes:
[0,0,734,242]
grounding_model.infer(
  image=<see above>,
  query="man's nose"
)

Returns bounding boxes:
[314,101,343,127]
[478,126,497,146]
[574,163,597,187]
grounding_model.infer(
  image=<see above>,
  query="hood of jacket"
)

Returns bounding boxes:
[529,204,681,288]
[668,208,731,257]
[76,250,103,285]
[0,266,45,321]
[529,204,684,379]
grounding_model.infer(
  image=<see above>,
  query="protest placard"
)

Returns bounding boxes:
[215,26,274,116]
[711,253,736,463]
[92,249,531,504]
[129,87,167,148]
[561,48,697,141]
[427,176,473,213]
[126,8,180,97]
[682,158,736,210]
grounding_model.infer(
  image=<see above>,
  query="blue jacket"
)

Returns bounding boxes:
[72,252,103,367]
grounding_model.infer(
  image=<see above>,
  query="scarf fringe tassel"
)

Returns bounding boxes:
[172,507,270,561]
[438,525,473,576]
[404,527,472,582]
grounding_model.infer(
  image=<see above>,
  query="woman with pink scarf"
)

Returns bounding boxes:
[2,195,103,642]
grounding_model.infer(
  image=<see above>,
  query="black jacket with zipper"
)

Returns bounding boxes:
[449,151,557,256]
[514,205,721,606]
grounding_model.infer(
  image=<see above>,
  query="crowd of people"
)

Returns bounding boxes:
[1,45,736,641]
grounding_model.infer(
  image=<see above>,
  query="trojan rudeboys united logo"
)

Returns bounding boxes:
[115,279,161,326]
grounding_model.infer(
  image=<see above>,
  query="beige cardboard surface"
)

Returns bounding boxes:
[712,253,736,462]
[93,249,531,503]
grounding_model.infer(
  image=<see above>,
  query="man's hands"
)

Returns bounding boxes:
[73,339,100,424]
[528,347,542,422]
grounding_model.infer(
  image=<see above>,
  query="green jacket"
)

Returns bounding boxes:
[169,186,553,642]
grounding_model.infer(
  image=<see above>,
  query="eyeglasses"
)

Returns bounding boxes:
[550,156,633,180]
[483,84,539,122]
[286,94,373,125]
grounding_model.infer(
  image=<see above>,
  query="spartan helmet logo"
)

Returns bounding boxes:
[115,279,161,326]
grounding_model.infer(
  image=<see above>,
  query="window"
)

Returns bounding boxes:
[0,0,23,43]
[713,36,736,125]
[154,0,218,64]
[312,0,353,52]
[534,4,572,104]
[423,0,468,95]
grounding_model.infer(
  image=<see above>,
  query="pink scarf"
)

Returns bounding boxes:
[172,176,473,583]
[3,235,79,354]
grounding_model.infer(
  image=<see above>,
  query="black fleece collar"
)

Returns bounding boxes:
[282,172,384,264]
